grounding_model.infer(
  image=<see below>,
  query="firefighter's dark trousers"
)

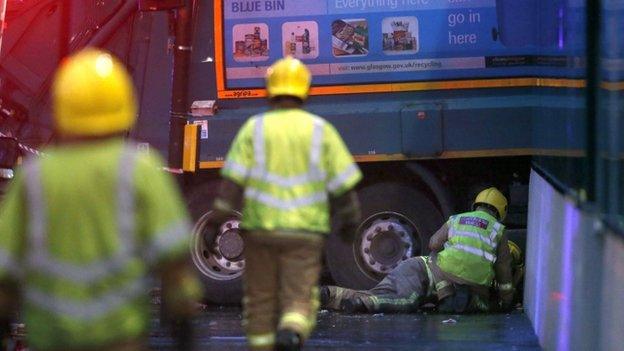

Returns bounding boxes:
[323,256,434,313]
[242,231,324,351]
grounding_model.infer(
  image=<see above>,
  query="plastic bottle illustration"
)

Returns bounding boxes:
[302,29,311,54]
[290,32,297,55]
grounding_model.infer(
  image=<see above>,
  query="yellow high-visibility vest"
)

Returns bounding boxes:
[0,139,196,350]
[436,210,505,286]
[221,108,362,233]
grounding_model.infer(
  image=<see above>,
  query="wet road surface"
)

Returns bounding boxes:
[150,306,541,350]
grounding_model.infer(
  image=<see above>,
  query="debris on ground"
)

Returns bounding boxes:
[442,318,457,324]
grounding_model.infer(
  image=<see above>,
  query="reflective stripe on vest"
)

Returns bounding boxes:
[244,115,327,210]
[223,160,325,188]
[253,115,266,170]
[448,221,501,251]
[327,163,359,193]
[446,243,496,263]
[25,278,147,321]
[490,222,502,243]
[221,117,327,190]
[446,214,499,261]
[143,220,190,263]
[244,187,327,210]
[24,147,138,283]
[448,229,495,247]
[437,212,503,285]
[23,146,145,320]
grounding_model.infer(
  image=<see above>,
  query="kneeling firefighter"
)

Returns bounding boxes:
[322,187,517,314]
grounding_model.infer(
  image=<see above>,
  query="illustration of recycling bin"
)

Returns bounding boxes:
[494,0,565,48]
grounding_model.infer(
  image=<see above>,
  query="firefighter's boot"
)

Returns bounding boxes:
[341,296,367,313]
[275,329,301,351]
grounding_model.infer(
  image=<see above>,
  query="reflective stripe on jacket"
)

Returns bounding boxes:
[435,210,505,286]
[221,108,361,233]
[0,139,191,350]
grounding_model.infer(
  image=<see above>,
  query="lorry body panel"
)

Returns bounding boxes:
[0,0,594,301]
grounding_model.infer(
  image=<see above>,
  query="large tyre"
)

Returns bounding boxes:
[325,182,444,290]
[187,182,244,304]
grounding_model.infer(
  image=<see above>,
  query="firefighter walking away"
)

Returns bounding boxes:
[0,48,202,351]
[208,56,362,351]
[322,187,516,315]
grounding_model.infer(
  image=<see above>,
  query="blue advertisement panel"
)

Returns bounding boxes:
[220,0,585,89]
[603,0,624,83]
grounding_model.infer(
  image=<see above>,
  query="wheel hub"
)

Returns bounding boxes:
[212,219,245,270]
[191,214,245,281]
[359,216,415,274]
[216,228,244,260]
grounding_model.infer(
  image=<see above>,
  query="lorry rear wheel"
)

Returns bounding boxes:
[187,183,244,304]
[325,182,444,290]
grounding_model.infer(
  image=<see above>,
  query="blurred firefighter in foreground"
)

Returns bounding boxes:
[208,56,362,351]
[322,188,518,314]
[0,48,202,351]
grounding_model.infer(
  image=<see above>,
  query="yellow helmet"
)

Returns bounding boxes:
[265,56,311,100]
[473,187,508,221]
[52,48,137,136]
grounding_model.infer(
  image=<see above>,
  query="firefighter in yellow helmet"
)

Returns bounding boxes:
[321,187,516,315]
[208,56,362,351]
[0,48,202,351]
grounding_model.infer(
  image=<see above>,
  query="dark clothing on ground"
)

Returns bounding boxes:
[323,216,515,314]
[324,256,433,313]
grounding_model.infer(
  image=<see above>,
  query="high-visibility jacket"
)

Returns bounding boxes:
[0,139,193,350]
[436,210,505,286]
[221,108,362,233]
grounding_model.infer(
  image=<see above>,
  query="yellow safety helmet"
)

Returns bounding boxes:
[52,48,137,136]
[265,56,311,100]
[473,187,508,221]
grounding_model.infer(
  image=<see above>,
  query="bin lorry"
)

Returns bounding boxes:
[0,0,586,303]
